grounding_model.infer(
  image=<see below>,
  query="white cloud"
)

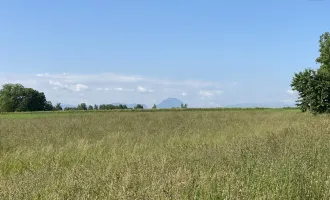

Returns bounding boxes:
[199,90,223,98]
[0,72,236,107]
[137,86,154,93]
[114,87,123,91]
[36,73,49,77]
[75,84,88,92]
[49,80,70,91]
[49,80,88,92]
[96,88,109,91]
[286,89,297,96]
[96,87,134,92]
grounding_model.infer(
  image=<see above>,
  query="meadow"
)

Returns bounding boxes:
[1,109,330,199]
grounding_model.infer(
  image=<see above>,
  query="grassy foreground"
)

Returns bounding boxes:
[1,110,330,199]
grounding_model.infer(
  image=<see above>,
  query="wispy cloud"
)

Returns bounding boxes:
[286,89,297,96]
[199,90,223,99]
[137,86,154,93]
[96,87,134,92]
[0,72,236,107]
[49,80,88,92]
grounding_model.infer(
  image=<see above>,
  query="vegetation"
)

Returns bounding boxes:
[99,104,128,110]
[77,103,87,111]
[0,83,53,112]
[134,104,144,109]
[1,110,330,199]
[291,32,330,114]
[181,103,188,108]
[88,105,94,110]
[54,103,63,111]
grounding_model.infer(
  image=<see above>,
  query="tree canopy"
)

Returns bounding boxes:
[134,104,144,109]
[291,32,330,114]
[0,83,53,112]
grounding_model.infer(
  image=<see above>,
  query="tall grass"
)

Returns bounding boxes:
[1,110,330,199]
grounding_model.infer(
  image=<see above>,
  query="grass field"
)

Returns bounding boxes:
[1,109,330,199]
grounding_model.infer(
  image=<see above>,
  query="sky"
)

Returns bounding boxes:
[0,0,329,107]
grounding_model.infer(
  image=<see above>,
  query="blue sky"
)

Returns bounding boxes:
[0,0,329,107]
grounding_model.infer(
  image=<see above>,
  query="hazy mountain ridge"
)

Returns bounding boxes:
[157,98,183,109]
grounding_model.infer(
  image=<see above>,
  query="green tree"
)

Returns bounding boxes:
[0,83,52,112]
[55,103,63,111]
[44,101,54,111]
[0,83,25,112]
[317,32,330,71]
[77,103,87,110]
[94,104,98,110]
[18,88,50,112]
[88,105,93,110]
[152,104,157,109]
[181,103,188,109]
[134,104,144,109]
[291,32,330,114]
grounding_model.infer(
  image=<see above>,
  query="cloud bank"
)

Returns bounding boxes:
[0,72,231,107]
[0,72,295,107]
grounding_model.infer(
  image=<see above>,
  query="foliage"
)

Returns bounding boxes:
[134,104,144,109]
[291,32,330,114]
[0,83,52,112]
[181,103,188,108]
[317,32,330,71]
[94,104,99,110]
[77,103,87,110]
[44,101,54,111]
[152,104,157,109]
[88,105,93,110]
[64,107,77,111]
[99,104,128,110]
[54,103,63,111]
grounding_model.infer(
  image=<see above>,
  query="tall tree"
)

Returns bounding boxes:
[44,101,54,111]
[0,84,25,112]
[17,88,48,111]
[134,104,144,109]
[88,105,93,110]
[55,103,63,111]
[317,32,330,71]
[181,103,188,109]
[291,32,330,114]
[0,84,52,112]
[77,103,87,110]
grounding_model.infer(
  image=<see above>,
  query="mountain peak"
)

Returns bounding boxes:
[157,98,183,109]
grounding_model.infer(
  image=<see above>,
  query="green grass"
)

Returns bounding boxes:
[1,110,329,199]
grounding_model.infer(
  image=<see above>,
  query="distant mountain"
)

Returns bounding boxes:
[157,98,183,109]
[225,102,296,108]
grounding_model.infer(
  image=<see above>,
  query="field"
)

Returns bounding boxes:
[1,109,330,199]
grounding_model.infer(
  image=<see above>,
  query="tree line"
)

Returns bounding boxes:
[0,84,189,112]
[0,85,148,112]
[63,103,145,111]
